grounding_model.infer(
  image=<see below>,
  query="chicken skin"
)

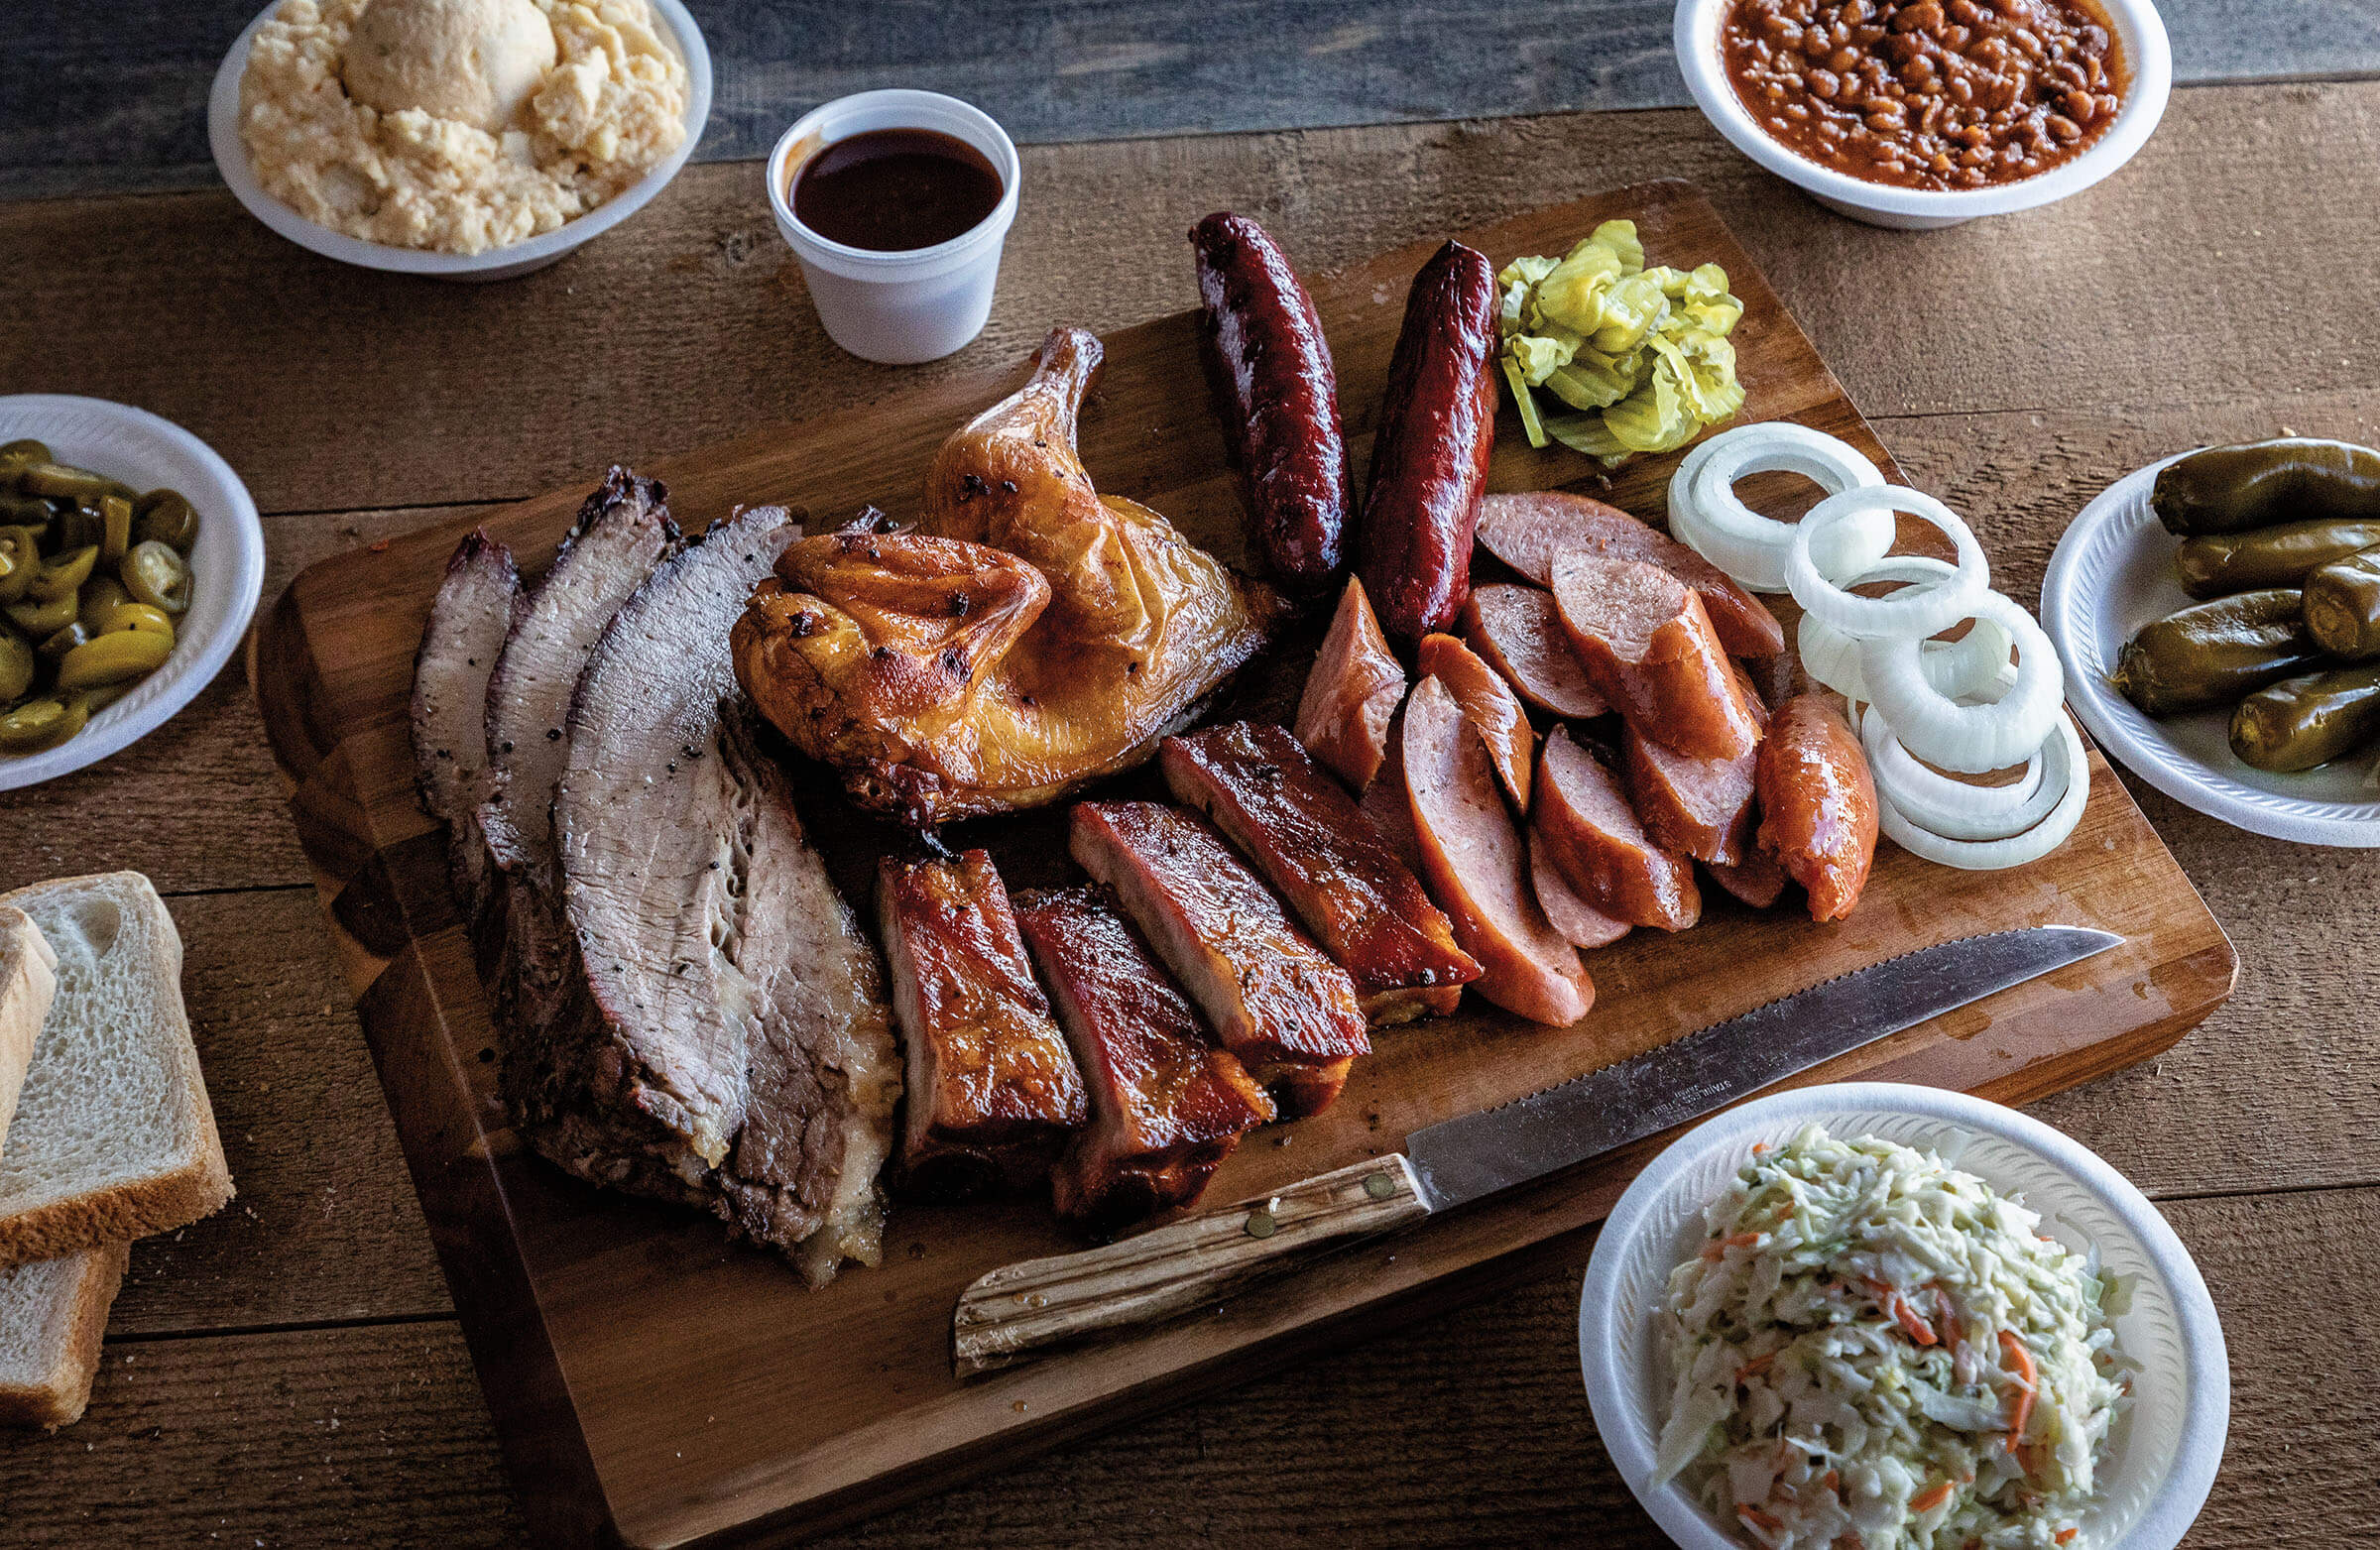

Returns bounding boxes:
[734,326,1282,825]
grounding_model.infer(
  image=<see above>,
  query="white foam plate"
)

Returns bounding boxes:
[0,397,266,790]
[2044,454,2380,845]
[1580,1082,2228,1550]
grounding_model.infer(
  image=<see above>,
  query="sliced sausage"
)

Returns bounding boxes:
[1416,632,1534,809]
[1552,553,1763,761]
[1478,491,1785,657]
[1704,850,1789,909]
[1358,241,1501,642]
[1192,212,1351,590]
[1533,727,1701,932]
[1461,583,1608,719]
[1401,676,1594,1025]
[1754,694,1879,923]
[1295,576,1407,791]
[1528,826,1632,949]
[1360,695,1426,877]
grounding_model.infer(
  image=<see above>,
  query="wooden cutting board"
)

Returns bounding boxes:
[252,179,2235,1550]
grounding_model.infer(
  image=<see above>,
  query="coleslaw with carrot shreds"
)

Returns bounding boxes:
[1651,1126,2126,1550]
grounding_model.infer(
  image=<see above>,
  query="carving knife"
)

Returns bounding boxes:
[953,924,2121,1373]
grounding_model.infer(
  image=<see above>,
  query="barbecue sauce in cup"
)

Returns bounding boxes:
[790,128,1006,251]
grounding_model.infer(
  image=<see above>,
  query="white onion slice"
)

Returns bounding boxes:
[1861,704,2050,841]
[1858,590,2062,774]
[1667,422,1888,593]
[1796,558,2019,704]
[1873,711,2089,870]
[1787,486,1989,641]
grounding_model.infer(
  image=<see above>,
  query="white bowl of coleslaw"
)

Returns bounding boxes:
[1579,1083,2226,1550]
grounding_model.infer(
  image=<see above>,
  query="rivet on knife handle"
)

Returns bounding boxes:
[950,1155,1428,1375]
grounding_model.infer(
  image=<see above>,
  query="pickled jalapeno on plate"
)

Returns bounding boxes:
[2153,438,2380,537]
[0,440,198,755]
[2230,663,2380,773]
[2110,590,2326,717]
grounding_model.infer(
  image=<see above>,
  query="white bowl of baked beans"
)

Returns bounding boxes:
[1675,0,2171,229]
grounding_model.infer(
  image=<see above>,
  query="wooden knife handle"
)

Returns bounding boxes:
[951,1154,1430,1375]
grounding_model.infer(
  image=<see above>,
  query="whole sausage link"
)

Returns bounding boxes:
[1191,212,1353,590]
[1357,239,1500,643]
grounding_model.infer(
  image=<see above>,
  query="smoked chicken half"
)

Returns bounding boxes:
[734,326,1284,825]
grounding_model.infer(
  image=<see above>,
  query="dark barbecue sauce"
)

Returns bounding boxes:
[790,129,1004,251]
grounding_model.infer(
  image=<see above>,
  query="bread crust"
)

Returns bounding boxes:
[0,874,234,1270]
[0,1241,129,1429]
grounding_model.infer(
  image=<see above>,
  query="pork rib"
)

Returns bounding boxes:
[479,469,676,1028]
[1159,721,1479,1024]
[1069,801,1368,1118]
[878,851,1087,1201]
[531,504,900,1286]
[411,529,522,928]
[1015,887,1274,1238]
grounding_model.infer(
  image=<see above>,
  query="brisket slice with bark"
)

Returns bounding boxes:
[410,529,522,928]
[532,504,901,1286]
[478,469,677,1024]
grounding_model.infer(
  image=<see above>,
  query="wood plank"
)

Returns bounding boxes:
[251,179,2231,1547]
[0,1182,2367,1548]
[3,81,2377,516]
[9,2,2378,199]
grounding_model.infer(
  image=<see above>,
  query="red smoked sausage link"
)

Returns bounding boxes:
[1191,213,1352,591]
[1359,240,1500,643]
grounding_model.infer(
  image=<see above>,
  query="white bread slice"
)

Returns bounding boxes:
[0,874,232,1268]
[0,905,59,1157]
[0,1242,128,1428]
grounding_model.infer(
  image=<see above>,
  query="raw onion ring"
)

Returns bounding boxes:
[1857,590,2062,775]
[1873,711,2089,870]
[1861,704,2050,841]
[1667,421,1888,593]
[1787,485,1989,641]
[1796,557,2016,704]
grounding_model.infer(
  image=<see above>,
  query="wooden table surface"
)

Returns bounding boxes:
[3,64,2380,1549]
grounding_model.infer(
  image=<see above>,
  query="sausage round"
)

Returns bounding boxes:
[1753,694,1880,922]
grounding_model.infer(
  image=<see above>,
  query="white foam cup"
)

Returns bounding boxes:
[767,90,1021,365]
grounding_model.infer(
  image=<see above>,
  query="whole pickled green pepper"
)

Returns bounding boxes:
[2230,663,2380,772]
[2154,438,2380,536]
[2303,548,2380,660]
[2110,589,2327,716]
[2174,519,2380,598]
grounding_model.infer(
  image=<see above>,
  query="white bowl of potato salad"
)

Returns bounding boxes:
[1579,1084,2227,1550]
[210,0,712,280]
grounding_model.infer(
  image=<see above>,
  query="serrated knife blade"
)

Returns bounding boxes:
[1403,925,2120,1212]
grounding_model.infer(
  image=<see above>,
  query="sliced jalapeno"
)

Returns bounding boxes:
[122,539,191,614]
[133,490,200,551]
[98,493,133,565]
[76,575,129,631]
[0,695,88,753]
[56,627,172,690]
[0,631,31,703]
[95,602,174,640]
[17,462,113,504]
[36,621,91,667]
[4,590,78,637]
[27,544,97,603]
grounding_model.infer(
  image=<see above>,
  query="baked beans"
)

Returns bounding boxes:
[1722,0,2127,190]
